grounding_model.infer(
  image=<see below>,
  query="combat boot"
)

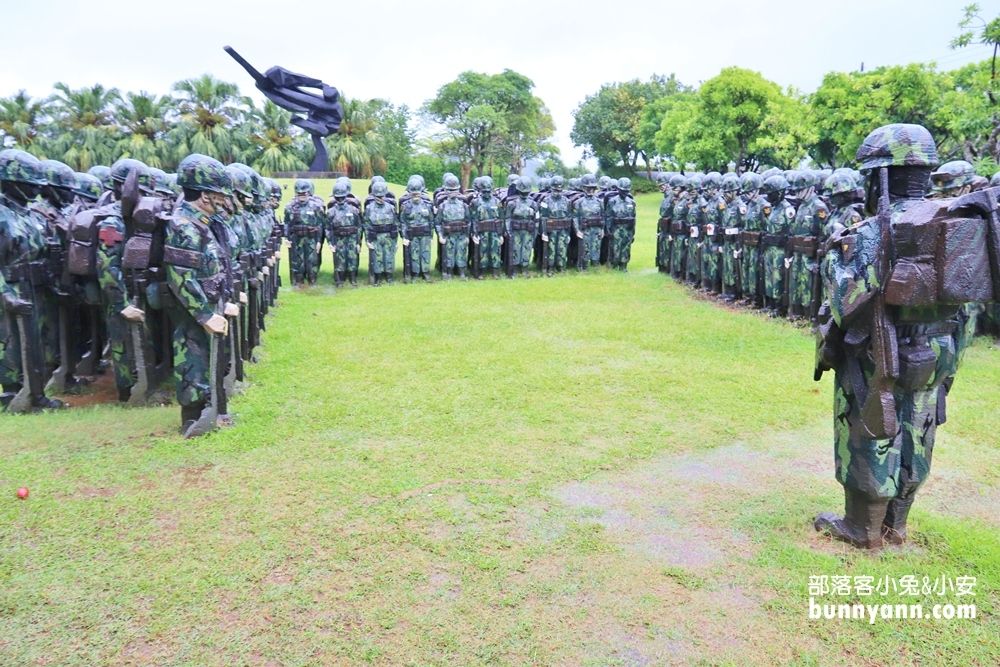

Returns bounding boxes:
[814,487,890,550]
[492,269,500,279]
[882,485,919,546]
[442,270,451,281]
[459,268,467,280]
[590,260,599,270]
[421,272,430,281]
[373,273,382,286]
[349,271,358,286]
[386,273,394,285]
[180,401,207,434]
[335,272,344,288]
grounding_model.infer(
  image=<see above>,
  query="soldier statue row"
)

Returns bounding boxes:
[0,151,283,436]
[282,173,637,286]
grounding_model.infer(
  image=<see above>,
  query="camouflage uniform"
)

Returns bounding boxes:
[435,175,471,279]
[740,174,766,305]
[699,173,725,292]
[760,175,795,315]
[720,174,746,301]
[363,183,398,285]
[504,178,539,277]
[283,180,326,285]
[670,178,696,280]
[470,177,504,278]
[605,178,637,271]
[787,172,829,321]
[814,123,983,549]
[572,176,604,271]
[540,176,573,275]
[686,181,708,286]
[94,202,133,395]
[325,187,362,287]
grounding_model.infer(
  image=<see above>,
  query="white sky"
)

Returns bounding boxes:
[1,0,996,167]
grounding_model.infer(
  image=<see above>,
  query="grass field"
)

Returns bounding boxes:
[1,187,998,665]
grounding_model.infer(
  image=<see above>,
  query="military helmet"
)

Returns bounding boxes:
[229,163,262,197]
[929,160,975,192]
[761,174,789,195]
[720,173,740,193]
[267,179,282,199]
[371,181,389,197]
[817,168,832,182]
[856,123,938,173]
[332,181,351,198]
[335,176,352,193]
[991,171,1000,187]
[110,158,153,195]
[294,178,314,195]
[176,154,232,196]
[148,167,173,196]
[166,174,180,195]
[538,177,551,191]
[443,173,460,191]
[506,174,519,187]
[225,165,252,198]
[516,176,532,194]
[656,173,669,184]
[371,175,385,184]
[481,176,493,191]
[86,165,113,190]
[702,171,722,190]
[550,175,565,191]
[71,172,101,200]
[568,177,581,190]
[668,173,686,188]
[822,171,858,197]
[0,150,48,186]
[471,176,483,192]
[406,175,424,193]
[739,171,763,192]
[760,167,781,181]
[579,174,598,189]
[617,177,632,192]
[788,170,815,190]
[442,172,456,187]
[40,159,76,190]
[598,175,611,189]
[686,173,702,190]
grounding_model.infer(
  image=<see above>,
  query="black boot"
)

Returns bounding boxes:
[118,386,132,403]
[883,485,919,546]
[814,487,890,550]
[180,401,206,434]
[442,270,451,281]
[374,273,382,286]
[386,272,394,285]
[459,268,467,280]
[492,268,500,279]
[335,271,344,287]
[521,266,530,278]
[349,271,358,286]
[421,272,430,281]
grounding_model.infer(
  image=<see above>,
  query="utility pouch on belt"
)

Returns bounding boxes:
[896,343,937,391]
[741,230,761,247]
[68,209,100,276]
[659,217,671,233]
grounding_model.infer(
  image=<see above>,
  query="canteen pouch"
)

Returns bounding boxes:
[896,343,937,391]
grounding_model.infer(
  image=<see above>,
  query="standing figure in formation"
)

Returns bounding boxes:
[928,160,976,199]
[659,174,684,275]
[759,174,794,316]
[670,176,695,280]
[283,179,326,286]
[605,178,637,272]
[326,180,363,287]
[0,150,64,411]
[814,123,990,548]
[685,175,706,287]
[572,174,604,272]
[821,171,864,240]
[719,173,746,301]
[540,175,573,276]
[435,174,471,280]
[700,172,725,292]
[163,154,231,433]
[399,175,434,282]
[504,177,539,278]
[363,181,398,286]
[787,171,829,323]
[470,176,504,279]
[739,172,765,306]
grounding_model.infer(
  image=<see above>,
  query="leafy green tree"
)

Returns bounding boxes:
[114,91,174,169]
[368,100,414,183]
[947,5,1000,171]
[170,74,243,163]
[571,75,682,174]
[239,99,307,176]
[46,83,121,170]
[326,96,385,178]
[0,91,49,156]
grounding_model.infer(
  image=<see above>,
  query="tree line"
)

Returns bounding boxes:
[571,5,1000,177]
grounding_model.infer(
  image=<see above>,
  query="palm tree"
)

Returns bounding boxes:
[47,83,121,170]
[325,97,385,177]
[0,91,49,156]
[240,99,307,176]
[114,91,175,169]
[170,74,242,163]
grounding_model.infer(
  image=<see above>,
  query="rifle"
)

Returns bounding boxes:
[225,312,238,399]
[782,246,793,316]
[7,296,42,413]
[402,230,413,282]
[184,302,227,439]
[809,249,825,323]
[473,231,482,278]
[859,167,899,440]
[44,301,72,394]
[74,308,100,376]
[504,230,514,277]
[541,223,549,274]
[368,242,376,285]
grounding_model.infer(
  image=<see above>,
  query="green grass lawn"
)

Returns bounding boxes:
[1,190,998,665]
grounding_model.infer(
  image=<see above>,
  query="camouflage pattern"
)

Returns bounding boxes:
[470,188,504,271]
[435,195,471,271]
[571,190,604,268]
[720,185,746,299]
[94,202,133,392]
[363,197,398,277]
[283,193,326,284]
[700,191,726,292]
[505,191,539,272]
[686,188,707,285]
[73,173,103,202]
[787,192,829,320]
[400,194,435,276]
[605,190,636,269]
[177,155,232,195]
[163,200,228,407]
[761,196,795,307]
[856,123,939,172]
[540,187,573,272]
[0,149,47,185]
[929,160,975,196]
[669,187,691,279]
[740,195,766,304]
[656,179,677,271]
[326,197,363,278]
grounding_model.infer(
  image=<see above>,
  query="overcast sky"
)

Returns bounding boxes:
[1,0,995,166]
